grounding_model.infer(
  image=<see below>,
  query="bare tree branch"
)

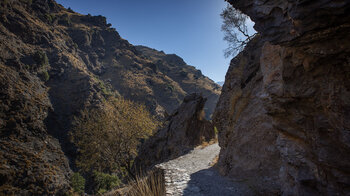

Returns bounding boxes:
[221,5,256,58]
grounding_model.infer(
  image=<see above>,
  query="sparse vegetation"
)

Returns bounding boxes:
[210,155,219,167]
[72,42,78,49]
[221,5,256,58]
[214,126,219,135]
[199,138,218,149]
[109,169,165,196]
[92,171,121,194]
[96,79,114,97]
[33,51,50,81]
[40,70,50,81]
[70,97,160,192]
[45,13,56,23]
[127,171,165,196]
[33,50,49,68]
[70,172,85,194]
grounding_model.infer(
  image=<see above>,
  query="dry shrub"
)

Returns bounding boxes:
[71,97,160,175]
[106,169,165,196]
[199,138,218,149]
[210,155,219,167]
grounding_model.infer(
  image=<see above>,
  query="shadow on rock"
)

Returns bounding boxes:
[136,93,216,169]
[183,167,254,196]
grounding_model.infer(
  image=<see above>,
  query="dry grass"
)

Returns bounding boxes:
[210,155,219,167]
[199,138,218,149]
[105,169,165,196]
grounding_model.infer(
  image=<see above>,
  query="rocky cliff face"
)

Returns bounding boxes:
[0,0,219,194]
[214,0,350,195]
[138,93,215,168]
[214,36,282,194]
[136,46,220,119]
[0,64,71,195]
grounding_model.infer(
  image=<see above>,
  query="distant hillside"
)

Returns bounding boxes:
[135,45,221,118]
[0,0,220,194]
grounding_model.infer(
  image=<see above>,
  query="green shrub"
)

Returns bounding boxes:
[214,126,219,135]
[93,171,121,194]
[71,98,160,179]
[40,70,50,81]
[33,50,49,68]
[71,172,85,194]
[95,79,115,97]
[45,13,55,23]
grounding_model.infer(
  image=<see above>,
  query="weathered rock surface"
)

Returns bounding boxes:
[136,46,221,119]
[138,93,216,168]
[228,0,350,45]
[0,64,71,194]
[215,0,350,195]
[214,36,282,194]
[0,0,220,194]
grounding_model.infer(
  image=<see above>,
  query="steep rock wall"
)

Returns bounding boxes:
[214,37,281,194]
[214,0,350,195]
[138,93,215,168]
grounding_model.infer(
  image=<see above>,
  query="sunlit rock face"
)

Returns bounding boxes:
[215,0,350,195]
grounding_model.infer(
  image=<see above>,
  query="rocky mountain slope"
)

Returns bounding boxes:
[136,46,220,119]
[0,0,220,194]
[214,0,350,195]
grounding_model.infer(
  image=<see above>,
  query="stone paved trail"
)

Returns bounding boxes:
[157,143,254,196]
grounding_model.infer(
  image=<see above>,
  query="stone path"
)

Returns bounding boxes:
[157,143,253,196]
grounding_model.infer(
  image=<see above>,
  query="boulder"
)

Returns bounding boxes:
[138,93,216,168]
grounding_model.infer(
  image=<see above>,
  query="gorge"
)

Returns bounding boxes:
[1,0,350,195]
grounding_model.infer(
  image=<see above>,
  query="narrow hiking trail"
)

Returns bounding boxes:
[157,143,253,196]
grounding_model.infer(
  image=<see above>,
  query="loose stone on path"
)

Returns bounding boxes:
[157,143,254,196]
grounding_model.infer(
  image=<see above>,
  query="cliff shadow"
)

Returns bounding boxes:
[183,167,254,196]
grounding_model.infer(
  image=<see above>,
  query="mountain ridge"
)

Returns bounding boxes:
[0,0,220,194]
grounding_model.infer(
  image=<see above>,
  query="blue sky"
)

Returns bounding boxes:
[56,0,247,82]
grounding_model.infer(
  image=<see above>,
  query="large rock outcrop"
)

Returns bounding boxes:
[214,0,350,195]
[229,0,350,45]
[138,93,216,168]
[214,36,282,194]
